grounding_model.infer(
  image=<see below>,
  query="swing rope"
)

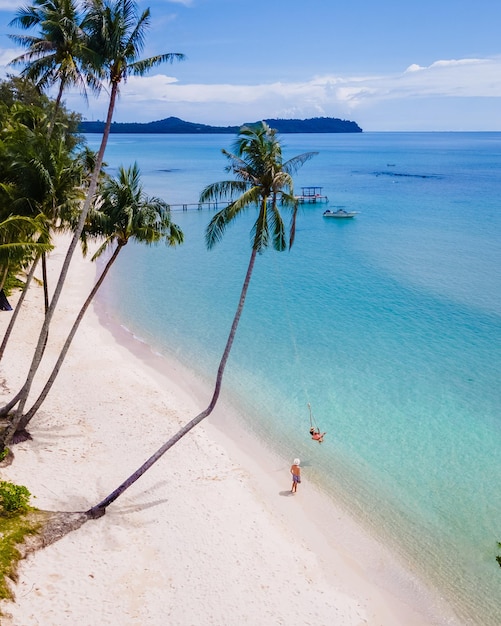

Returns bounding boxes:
[271,251,315,428]
[272,255,310,406]
[308,402,319,431]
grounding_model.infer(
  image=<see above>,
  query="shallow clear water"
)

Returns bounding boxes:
[86,132,501,625]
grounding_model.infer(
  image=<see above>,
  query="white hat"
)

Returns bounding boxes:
[293,458,300,466]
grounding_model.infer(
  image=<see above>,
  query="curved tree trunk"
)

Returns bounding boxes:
[0,83,119,451]
[41,253,49,314]
[19,244,122,430]
[0,256,40,364]
[87,247,257,518]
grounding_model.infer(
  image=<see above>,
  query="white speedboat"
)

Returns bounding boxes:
[323,208,358,218]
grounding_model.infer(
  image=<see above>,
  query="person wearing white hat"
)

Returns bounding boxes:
[290,458,301,493]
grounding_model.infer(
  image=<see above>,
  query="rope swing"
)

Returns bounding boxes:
[308,402,318,430]
[308,403,326,443]
[270,253,327,444]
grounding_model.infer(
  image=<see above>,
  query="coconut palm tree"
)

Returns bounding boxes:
[1,0,184,448]
[17,163,183,432]
[0,104,87,353]
[0,99,94,365]
[0,214,52,324]
[0,215,52,290]
[9,0,101,133]
[85,122,317,518]
[0,210,54,365]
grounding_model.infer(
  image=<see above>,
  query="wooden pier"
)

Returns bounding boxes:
[169,189,328,211]
[295,186,328,204]
[167,201,233,212]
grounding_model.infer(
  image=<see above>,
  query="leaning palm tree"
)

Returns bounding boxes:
[17,163,183,432]
[1,0,184,449]
[85,122,317,517]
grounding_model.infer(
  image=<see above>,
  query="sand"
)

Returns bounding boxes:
[0,235,461,625]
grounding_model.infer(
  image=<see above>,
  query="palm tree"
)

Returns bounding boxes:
[17,163,183,432]
[9,0,100,133]
[0,97,96,365]
[0,105,88,375]
[0,214,52,334]
[0,215,52,290]
[5,112,88,306]
[0,189,54,363]
[85,122,317,518]
[1,0,184,448]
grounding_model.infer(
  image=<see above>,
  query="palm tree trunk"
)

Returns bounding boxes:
[0,83,119,450]
[41,253,49,314]
[47,82,65,139]
[19,244,122,430]
[0,256,40,364]
[86,247,257,518]
[0,265,8,292]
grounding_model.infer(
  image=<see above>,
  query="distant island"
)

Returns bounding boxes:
[79,116,363,134]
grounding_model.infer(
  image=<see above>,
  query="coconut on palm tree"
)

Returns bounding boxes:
[85,122,317,517]
[1,0,185,447]
[17,163,183,432]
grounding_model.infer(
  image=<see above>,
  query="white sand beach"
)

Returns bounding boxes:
[0,236,460,626]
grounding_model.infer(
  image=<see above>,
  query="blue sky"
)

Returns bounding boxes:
[0,0,500,131]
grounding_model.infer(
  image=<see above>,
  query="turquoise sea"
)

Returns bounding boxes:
[86,132,501,625]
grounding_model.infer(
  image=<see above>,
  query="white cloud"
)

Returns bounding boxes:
[3,53,501,130]
[93,56,501,122]
[0,48,22,75]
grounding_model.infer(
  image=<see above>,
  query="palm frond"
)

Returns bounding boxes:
[250,201,270,253]
[199,180,248,203]
[130,53,185,75]
[282,151,319,175]
[268,201,287,252]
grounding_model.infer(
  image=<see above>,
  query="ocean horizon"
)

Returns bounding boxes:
[87,131,501,625]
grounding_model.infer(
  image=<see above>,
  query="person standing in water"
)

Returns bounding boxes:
[290,458,301,493]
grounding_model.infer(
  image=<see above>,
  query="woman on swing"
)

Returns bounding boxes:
[309,427,326,443]
[307,404,326,442]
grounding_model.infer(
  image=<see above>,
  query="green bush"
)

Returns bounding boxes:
[0,482,31,514]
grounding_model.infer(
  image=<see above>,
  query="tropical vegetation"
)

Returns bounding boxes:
[18,163,183,429]
[0,481,37,604]
[0,0,185,447]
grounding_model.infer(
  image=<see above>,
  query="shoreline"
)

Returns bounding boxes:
[95,287,461,626]
[0,236,460,625]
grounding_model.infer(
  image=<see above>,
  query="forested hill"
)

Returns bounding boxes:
[79,116,363,134]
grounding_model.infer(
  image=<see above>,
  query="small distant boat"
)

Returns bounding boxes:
[323,208,358,219]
